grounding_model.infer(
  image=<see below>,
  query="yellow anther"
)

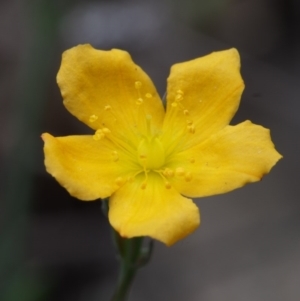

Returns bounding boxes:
[112,151,119,162]
[176,89,184,95]
[187,124,196,134]
[165,181,172,189]
[163,168,174,177]
[93,129,104,141]
[185,172,192,182]
[141,181,147,189]
[183,110,189,116]
[190,158,195,164]
[139,154,147,160]
[93,134,102,141]
[175,94,183,101]
[104,105,112,111]
[136,98,143,105]
[175,167,185,177]
[115,177,124,186]
[102,127,111,134]
[171,102,178,108]
[89,114,98,123]
[145,93,152,98]
[135,81,142,89]
[186,119,193,125]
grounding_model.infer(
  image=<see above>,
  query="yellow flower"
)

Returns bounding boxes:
[42,44,282,246]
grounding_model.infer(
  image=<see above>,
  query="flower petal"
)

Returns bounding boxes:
[42,133,136,200]
[57,44,165,137]
[108,173,200,246]
[162,48,244,153]
[168,121,282,197]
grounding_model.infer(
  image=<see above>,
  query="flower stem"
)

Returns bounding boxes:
[102,200,154,301]
[110,237,142,301]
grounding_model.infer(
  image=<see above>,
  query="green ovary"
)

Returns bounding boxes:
[137,137,165,170]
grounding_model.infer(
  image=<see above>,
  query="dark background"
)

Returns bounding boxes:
[1,0,299,300]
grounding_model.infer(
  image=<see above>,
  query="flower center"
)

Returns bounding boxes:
[137,137,165,170]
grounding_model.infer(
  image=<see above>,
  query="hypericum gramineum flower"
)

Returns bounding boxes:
[42,44,282,246]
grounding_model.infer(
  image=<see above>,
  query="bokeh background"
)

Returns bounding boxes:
[1,0,299,300]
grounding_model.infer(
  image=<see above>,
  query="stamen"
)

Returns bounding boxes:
[171,102,178,108]
[185,172,192,182]
[185,119,196,133]
[165,181,172,189]
[163,168,174,177]
[155,168,173,189]
[175,94,183,101]
[136,98,143,105]
[183,110,189,116]
[190,158,195,164]
[102,127,111,134]
[97,122,137,161]
[93,127,112,141]
[187,124,196,134]
[112,151,119,162]
[175,167,185,177]
[115,177,124,186]
[93,129,104,141]
[103,105,118,124]
[139,154,147,160]
[135,81,142,89]
[145,93,152,98]
[141,181,147,190]
[89,114,98,123]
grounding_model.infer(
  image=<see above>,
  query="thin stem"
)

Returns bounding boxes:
[111,257,137,301]
[110,237,143,301]
[103,200,153,301]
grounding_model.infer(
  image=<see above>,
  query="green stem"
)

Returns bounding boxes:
[111,255,137,301]
[102,200,154,301]
[111,237,143,301]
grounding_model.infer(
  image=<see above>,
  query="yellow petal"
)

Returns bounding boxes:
[42,133,137,200]
[57,44,165,139]
[162,48,244,154]
[168,121,282,197]
[108,173,200,246]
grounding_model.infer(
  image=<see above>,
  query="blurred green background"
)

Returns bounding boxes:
[1,0,299,300]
